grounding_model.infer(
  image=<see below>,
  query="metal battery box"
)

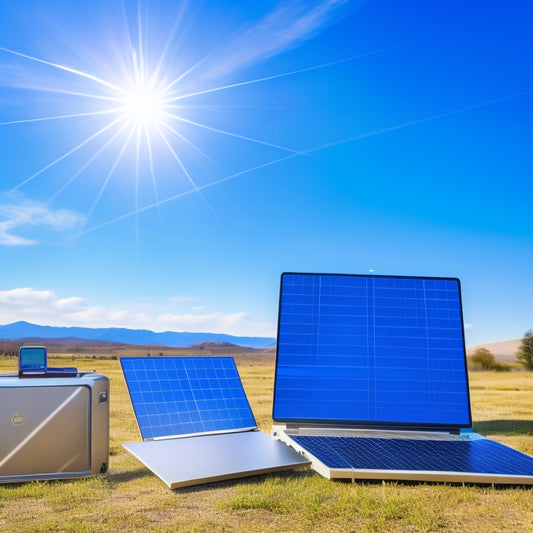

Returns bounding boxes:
[0,372,109,483]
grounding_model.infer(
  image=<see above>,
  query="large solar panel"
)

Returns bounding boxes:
[121,357,256,440]
[272,272,533,485]
[273,273,471,428]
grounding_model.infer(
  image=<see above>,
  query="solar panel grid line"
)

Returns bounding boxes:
[289,435,533,478]
[121,357,257,440]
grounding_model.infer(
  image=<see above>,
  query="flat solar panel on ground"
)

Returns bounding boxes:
[121,357,256,440]
[274,273,471,428]
[290,434,533,478]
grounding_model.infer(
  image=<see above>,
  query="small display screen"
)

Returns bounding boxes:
[19,346,47,373]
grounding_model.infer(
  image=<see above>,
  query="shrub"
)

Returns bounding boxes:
[516,329,533,370]
[470,347,496,370]
[492,362,511,372]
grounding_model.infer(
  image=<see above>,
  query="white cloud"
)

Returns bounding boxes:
[167,295,198,304]
[200,0,362,81]
[0,199,85,245]
[0,287,276,337]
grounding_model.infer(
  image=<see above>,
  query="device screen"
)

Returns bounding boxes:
[19,346,47,374]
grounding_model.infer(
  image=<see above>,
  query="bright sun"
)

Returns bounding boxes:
[1,12,301,232]
[122,84,166,128]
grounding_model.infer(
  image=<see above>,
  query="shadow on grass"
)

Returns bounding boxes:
[184,469,533,492]
[473,419,533,436]
[174,468,316,494]
[107,467,151,483]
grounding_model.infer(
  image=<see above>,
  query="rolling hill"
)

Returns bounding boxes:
[466,339,520,363]
[0,321,276,349]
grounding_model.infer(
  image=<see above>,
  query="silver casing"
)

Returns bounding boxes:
[0,372,109,483]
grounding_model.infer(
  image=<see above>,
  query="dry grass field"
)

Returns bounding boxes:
[1,354,533,532]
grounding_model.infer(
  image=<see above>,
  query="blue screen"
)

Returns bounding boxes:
[273,273,471,428]
[19,346,47,372]
[121,357,257,440]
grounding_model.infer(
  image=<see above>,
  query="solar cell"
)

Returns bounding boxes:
[290,435,533,476]
[121,357,256,440]
[273,273,471,428]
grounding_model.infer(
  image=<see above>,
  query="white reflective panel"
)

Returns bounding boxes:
[123,430,309,489]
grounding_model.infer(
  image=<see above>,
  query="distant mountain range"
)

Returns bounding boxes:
[0,321,276,349]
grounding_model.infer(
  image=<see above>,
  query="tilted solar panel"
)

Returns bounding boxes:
[273,273,471,428]
[121,356,310,488]
[121,356,256,440]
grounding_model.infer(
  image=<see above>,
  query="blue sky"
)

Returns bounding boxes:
[0,0,531,345]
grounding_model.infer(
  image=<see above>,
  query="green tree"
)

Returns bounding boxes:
[516,329,533,370]
[470,347,496,370]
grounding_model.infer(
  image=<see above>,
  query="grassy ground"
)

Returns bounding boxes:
[1,355,532,532]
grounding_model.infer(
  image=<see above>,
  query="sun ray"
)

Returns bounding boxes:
[160,54,212,95]
[156,124,223,225]
[83,126,136,225]
[134,126,141,250]
[160,120,220,167]
[49,120,132,202]
[0,46,129,96]
[155,124,202,192]
[0,108,123,127]
[166,44,405,103]
[81,89,532,235]
[82,152,297,234]
[11,116,126,191]
[0,11,411,237]
[143,126,162,208]
[137,0,146,84]
[2,85,125,103]
[309,88,533,153]
[123,1,147,94]
[134,128,141,211]
[130,50,142,91]
[143,124,165,231]
[147,3,188,90]
[163,111,304,154]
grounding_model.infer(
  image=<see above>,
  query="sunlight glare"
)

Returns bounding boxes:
[122,84,165,128]
[1,6,322,232]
